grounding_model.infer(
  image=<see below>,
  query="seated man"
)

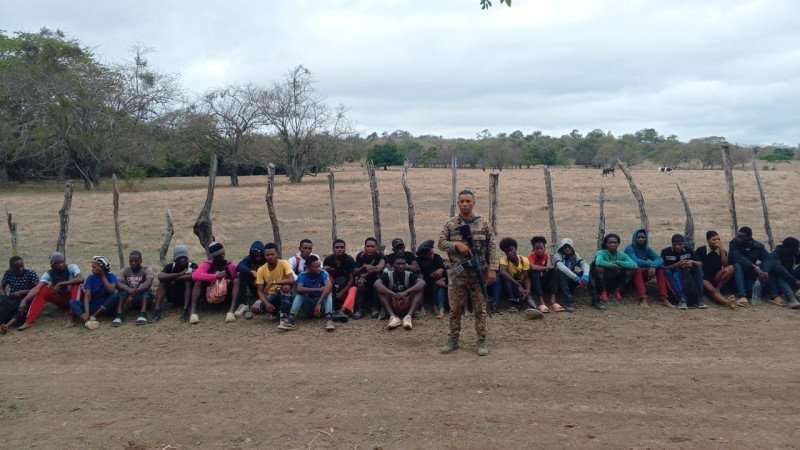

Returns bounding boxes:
[374,254,426,330]
[108,250,154,327]
[16,252,83,331]
[553,238,592,312]
[661,234,705,310]
[624,228,669,307]
[278,255,335,331]
[68,256,118,328]
[323,239,356,320]
[729,226,771,305]
[287,239,319,276]
[415,240,448,319]
[385,238,421,273]
[695,231,739,308]
[528,236,563,312]
[0,256,40,333]
[353,237,386,319]
[152,245,198,322]
[496,237,532,312]
[592,233,637,305]
[235,241,266,316]
[765,237,800,309]
[189,242,240,324]
[252,242,295,323]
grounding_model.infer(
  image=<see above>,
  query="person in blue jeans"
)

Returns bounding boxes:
[728,226,771,305]
[661,234,705,310]
[68,256,118,328]
[278,255,335,332]
[766,237,800,309]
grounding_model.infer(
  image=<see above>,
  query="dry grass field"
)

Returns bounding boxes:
[1,164,800,448]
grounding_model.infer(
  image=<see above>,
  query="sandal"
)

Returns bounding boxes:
[552,303,565,312]
[735,297,749,308]
[538,304,550,313]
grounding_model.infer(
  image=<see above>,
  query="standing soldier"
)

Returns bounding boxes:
[438,189,499,356]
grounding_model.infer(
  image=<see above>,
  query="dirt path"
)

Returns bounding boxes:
[2,301,799,449]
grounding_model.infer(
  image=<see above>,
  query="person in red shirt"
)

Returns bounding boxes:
[528,236,564,313]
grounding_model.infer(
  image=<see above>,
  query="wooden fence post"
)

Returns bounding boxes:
[159,208,175,266]
[752,161,774,250]
[597,188,605,251]
[112,174,125,269]
[328,171,337,243]
[266,163,282,256]
[6,206,19,257]
[367,160,383,249]
[489,173,499,235]
[721,144,738,237]
[401,159,417,251]
[450,154,458,217]
[543,166,558,253]
[615,159,649,231]
[676,183,695,249]
[193,154,217,258]
[56,180,75,256]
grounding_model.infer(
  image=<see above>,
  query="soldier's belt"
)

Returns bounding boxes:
[450,258,483,276]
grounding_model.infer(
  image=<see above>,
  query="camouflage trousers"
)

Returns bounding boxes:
[448,272,487,337]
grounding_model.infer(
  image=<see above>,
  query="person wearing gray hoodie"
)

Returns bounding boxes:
[552,238,592,312]
[624,228,670,307]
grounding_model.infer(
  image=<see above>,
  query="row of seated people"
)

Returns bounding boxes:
[2,226,799,333]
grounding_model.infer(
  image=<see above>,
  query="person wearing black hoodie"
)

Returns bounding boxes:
[235,241,266,317]
[728,226,771,305]
[766,237,800,309]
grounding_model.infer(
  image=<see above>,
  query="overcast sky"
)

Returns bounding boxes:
[2,0,799,144]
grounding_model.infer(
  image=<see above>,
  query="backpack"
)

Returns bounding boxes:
[206,279,228,304]
[386,271,411,293]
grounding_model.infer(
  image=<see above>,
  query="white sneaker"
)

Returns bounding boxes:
[84,318,99,330]
[244,310,254,320]
[225,312,236,323]
[189,314,200,324]
[402,315,413,330]
[387,315,402,329]
[234,304,248,317]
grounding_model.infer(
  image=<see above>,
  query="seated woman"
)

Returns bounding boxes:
[592,233,636,305]
[68,256,118,329]
[528,236,564,313]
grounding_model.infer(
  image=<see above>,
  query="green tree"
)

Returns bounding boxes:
[368,143,404,170]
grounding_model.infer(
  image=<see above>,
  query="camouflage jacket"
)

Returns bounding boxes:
[438,215,500,272]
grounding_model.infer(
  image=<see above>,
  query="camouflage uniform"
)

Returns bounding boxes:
[438,215,500,337]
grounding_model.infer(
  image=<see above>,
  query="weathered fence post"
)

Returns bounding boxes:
[265,163,282,256]
[597,188,605,250]
[401,159,417,251]
[543,166,558,253]
[489,172,499,235]
[721,144,738,237]
[450,154,458,217]
[366,160,383,248]
[328,171,338,243]
[752,161,774,250]
[159,208,175,266]
[193,154,217,258]
[112,174,125,269]
[6,206,19,257]
[56,180,75,256]
[676,183,695,249]
[615,158,649,231]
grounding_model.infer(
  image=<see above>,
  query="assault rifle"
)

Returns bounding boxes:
[453,223,491,316]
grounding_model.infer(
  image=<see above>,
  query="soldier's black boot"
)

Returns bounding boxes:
[440,332,459,354]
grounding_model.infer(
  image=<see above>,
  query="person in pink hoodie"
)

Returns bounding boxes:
[188,242,240,324]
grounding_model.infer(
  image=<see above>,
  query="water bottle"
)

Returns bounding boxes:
[751,281,762,305]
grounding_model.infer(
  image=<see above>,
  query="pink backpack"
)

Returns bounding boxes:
[206,279,228,304]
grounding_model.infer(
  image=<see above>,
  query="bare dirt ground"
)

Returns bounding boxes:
[1,165,800,448]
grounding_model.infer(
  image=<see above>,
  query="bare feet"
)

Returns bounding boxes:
[0,324,8,334]
[16,321,34,331]
[67,319,78,327]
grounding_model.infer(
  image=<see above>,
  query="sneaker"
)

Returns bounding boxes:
[440,334,460,354]
[599,291,609,302]
[136,315,148,325]
[332,309,349,323]
[639,299,649,307]
[402,315,413,330]
[659,297,675,308]
[189,313,200,324]
[387,315,402,330]
[678,300,688,310]
[244,310,254,319]
[476,337,489,356]
[234,303,249,317]
[371,308,381,319]
[180,308,190,323]
[325,320,335,331]
[769,296,788,307]
[150,309,162,323]
[277,317,295,331]
[507,306,518,313]
[736,297,749,308]
[85,317,100,330]
[592,301,606,310]
[111,315,123,327]
[225,312,236,323]
[352,309,364,320]
[565,304,575,313]
[378,309,388,320]
[696,298,707,309]
[788,298,800,309]
[614,290,623,301]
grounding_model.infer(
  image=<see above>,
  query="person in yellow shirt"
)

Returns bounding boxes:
[252,242,296,325]
[497,238,532,312]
